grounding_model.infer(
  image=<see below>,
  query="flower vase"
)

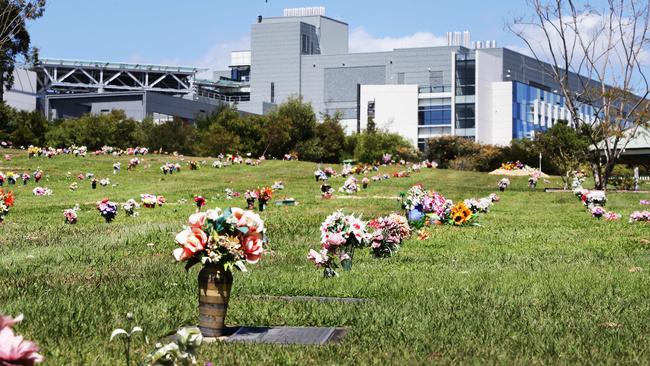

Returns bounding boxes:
[341,239,356,271]
[258,200,267,212]
[92,182,97,189]
[198,264,233,338]
[362,183,368,189]
[499,187,505,192]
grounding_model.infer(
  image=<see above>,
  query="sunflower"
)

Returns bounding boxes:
[451,203,472,225]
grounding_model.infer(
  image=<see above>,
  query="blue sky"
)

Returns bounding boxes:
[27,0,527,72]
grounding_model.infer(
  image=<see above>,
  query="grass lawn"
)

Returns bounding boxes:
[0,149,649,365]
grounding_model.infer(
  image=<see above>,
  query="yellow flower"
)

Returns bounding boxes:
[451,203,472,226]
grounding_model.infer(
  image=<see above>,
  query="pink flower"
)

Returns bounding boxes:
[237,211,264,233]
[188,212,207,228]
[0,314,23,329]
[307,249,326,265]
[0,327,44,365]
[241,232,264,264]
[326,232,346,246]
[172,228,208,261]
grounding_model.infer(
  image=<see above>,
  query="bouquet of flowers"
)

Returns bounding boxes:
[340,164,352,177]
[157,195,166,206]
[501,161,525,170]
[320,182,334,199]
[591,206,606,218]
[368,213,410,258]
[189,161,199,170]
[463,197,493,214]
[194,196,206,210]
[0,314,44,365]
[307,211,369,277]
[450,202,474,226]
[172,208,267,272]
[123,199,140,217]
[21,172,30,185]
[97,199,118,222]
[113,162,121,174]
[7,172,17,185]
[629,211,650,223]
[603,212,621,221]
[489,193,500,202]
[314,169,327,181]
[27,145,40,158]
[32,187,52,196]
[584,190,607,208]
[0,189,15,223]
[99,178,110,187]
[528,170,540,189]
[255,187,272,211]
[33,169,42,183]
[212,160,223,169]
[361,177,370,189]
[141,194,157,208]
[64,205,79,224]
[244,190,257,210]
[498,178,510,191]
[0,172,5,186]
[128,158,141,170]
[382,153,393,164]
[338,176,359,194]
[272,181,284,191]
[641,200,650,205]
[323,167,336,177]
[69,182,78,191]
[400,184,426,211]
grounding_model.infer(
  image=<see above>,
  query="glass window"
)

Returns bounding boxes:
[418,104,452,126]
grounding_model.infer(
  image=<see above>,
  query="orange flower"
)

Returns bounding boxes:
[1,190,14,207]
[451,203,472,225]
[417,229,430,240]
[241,232,264,264]
[172,228,208,261]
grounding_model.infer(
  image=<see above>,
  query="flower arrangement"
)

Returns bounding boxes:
[271,181,284,191]
[69,182,78,191]
[368,213,411,258]
[172,208,267,271]
[97,198,118,222]
[307,210,369,277]
[489,193,500,202]
[314,169,327,181]
[450,202,473,225]
[361,177,370,189]
[0,189,15,223]
[21,172,30,185]
[194,196,206,210]
[64,205,79,224]
[640,200,650,205]
[99,178,110,187]
[323,167,336,177]
[244,190,257,210]
[212,160,224,169]
[528,170,540,189]
[127,158,141,170]
[320,182,334,199]
[603,211,621,221]
[157,195,166,207]
[463,197,493,214]
[113,162,121,174]
[141,194,158,208]
[629,211,650,223]
[188,161,199,170]
[584,190,607,208]
[32,187,52,196]
[123,199,141,217]
[591,206,606,218]
[501,161,525,170]
[6,172,17,185]
[33,169,42,183]
[401,184,479,228]
[255,187,272,211]
[392,171,410,178]
[0,314,44,365]
[400,184,426,211]
[498,178,510,191]
[27,145,40,157]
[0,172,4,186]
[339,176,359,194]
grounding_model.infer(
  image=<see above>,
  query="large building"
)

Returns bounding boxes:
[222,7,594,148]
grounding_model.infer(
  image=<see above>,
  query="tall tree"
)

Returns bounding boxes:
[509,0,650,189]
[535,120,590,188]
[0,0,45,100]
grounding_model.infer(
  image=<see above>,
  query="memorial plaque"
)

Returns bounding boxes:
[226,326,342,345]
[247,295,368,303]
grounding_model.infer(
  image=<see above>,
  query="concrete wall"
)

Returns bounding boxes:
[3,69,37,112]
[475,49,503,144]
[360,85,419,144]
[490,82,514,146]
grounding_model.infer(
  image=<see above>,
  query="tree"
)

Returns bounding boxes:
[0,0,45,100]
[535,120,589,188]
[509,0,650,189]
[315,112,346,163]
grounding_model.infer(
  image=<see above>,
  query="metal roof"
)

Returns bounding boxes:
[35,58,208,74]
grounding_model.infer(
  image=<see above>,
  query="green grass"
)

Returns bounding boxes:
[0,150,649,365]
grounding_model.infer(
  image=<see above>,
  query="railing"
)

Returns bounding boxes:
[196,89,250,103]
[418,85,452,93]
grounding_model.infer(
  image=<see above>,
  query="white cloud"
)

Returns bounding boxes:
[349,26,447,53]
[194,36,250,77]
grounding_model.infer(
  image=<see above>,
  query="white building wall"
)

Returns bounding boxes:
[490,82,513,145]
[359,85,419,144]
[3,69,37,112]
[475,50,503,144]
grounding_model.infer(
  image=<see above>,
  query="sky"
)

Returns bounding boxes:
[26,0,529,73]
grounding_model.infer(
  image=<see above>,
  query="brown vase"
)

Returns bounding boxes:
[197,265,233,337]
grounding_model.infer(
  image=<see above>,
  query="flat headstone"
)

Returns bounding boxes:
[246,295,369,303]
[225,326,345,345]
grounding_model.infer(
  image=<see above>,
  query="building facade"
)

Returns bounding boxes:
[224,7,594,147]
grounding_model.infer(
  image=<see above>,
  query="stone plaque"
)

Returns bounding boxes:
[227,326,340,345]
